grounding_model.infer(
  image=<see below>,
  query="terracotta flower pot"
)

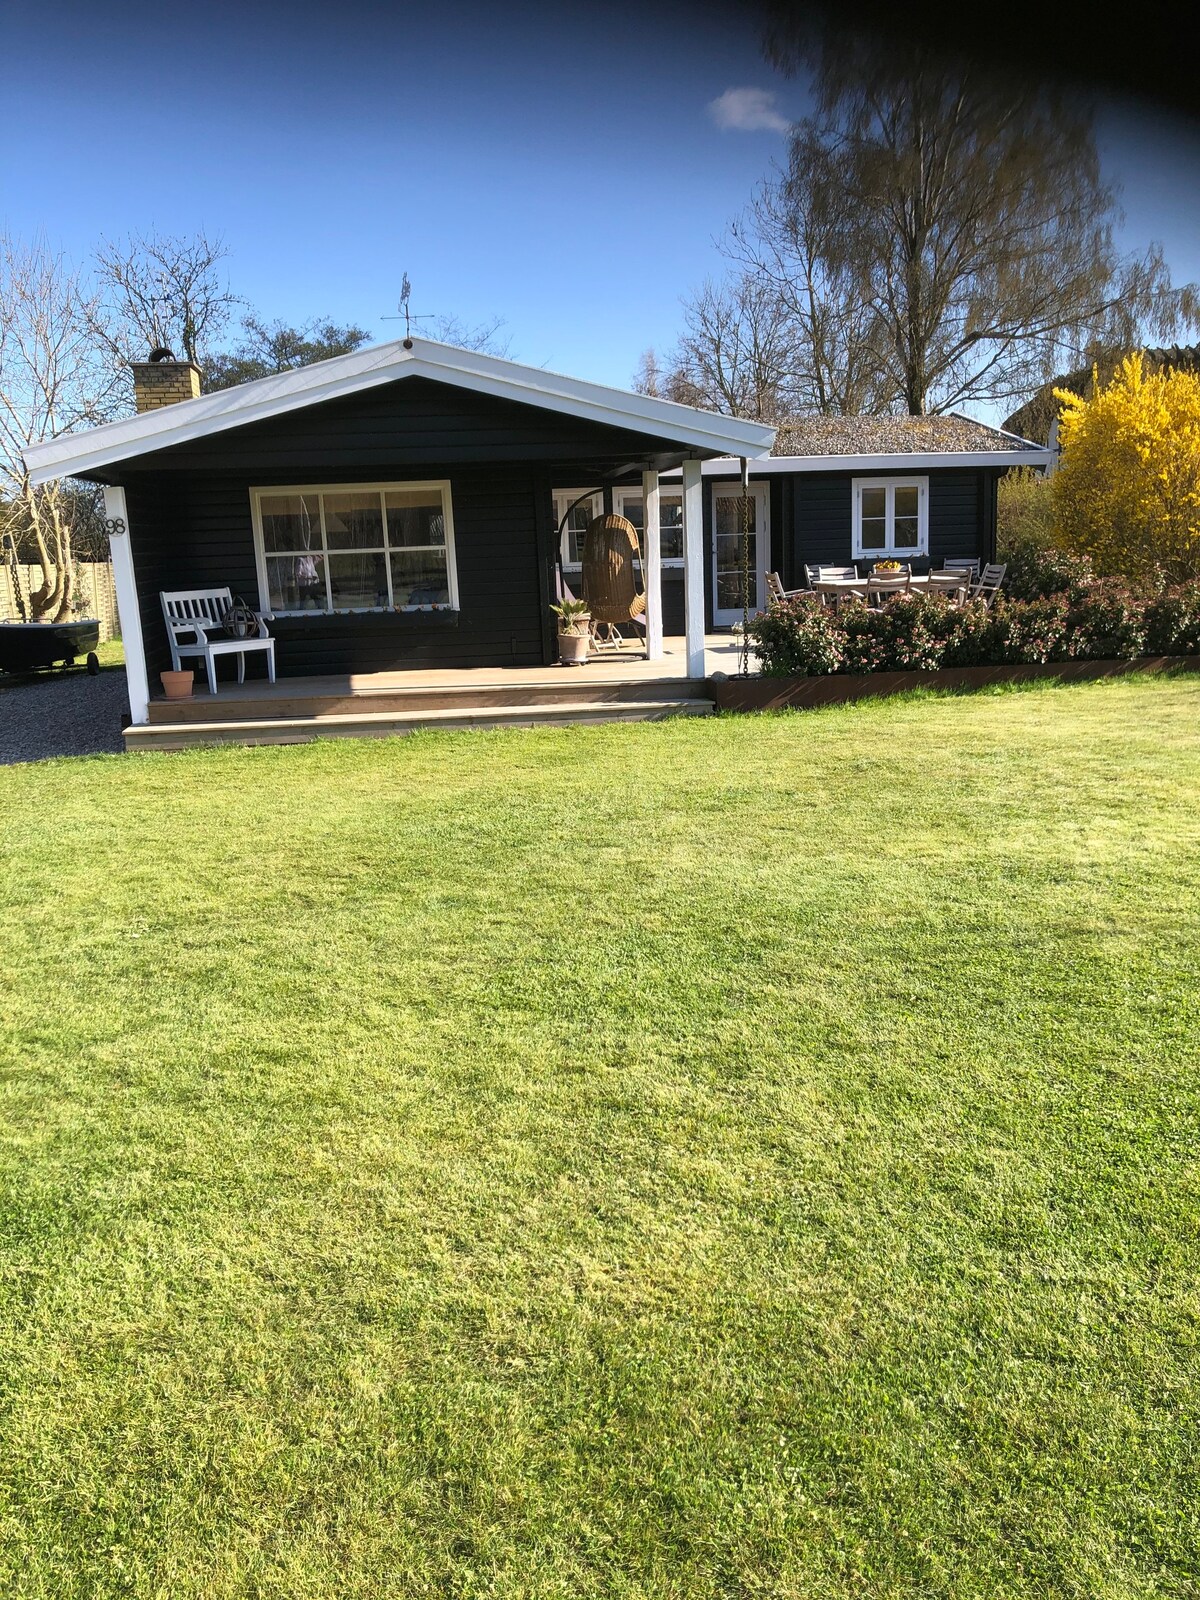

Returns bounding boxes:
[558,629,590,666]
[160,669,194,700]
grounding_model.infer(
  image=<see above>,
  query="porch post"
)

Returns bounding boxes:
[681,457,705,679]
[102,486,150,725]
[641,467,663,660]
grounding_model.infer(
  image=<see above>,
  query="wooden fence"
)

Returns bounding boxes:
[0,562,121,641]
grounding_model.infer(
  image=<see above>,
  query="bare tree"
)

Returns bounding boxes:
[756,34,1198,414]
[94,230,241,372]
[204,315,372,391]
[665,274,800,420]
[0,235,121,621]
[415,312,510,356]
[727,134,892,415]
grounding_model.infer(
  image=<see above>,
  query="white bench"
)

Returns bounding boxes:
[161,587,276,696]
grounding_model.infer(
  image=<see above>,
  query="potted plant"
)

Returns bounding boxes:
[551,599,592,665]
[160,668,194,699]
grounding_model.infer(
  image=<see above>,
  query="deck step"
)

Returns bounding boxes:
[126,697,715,750]
[146,676,710,723]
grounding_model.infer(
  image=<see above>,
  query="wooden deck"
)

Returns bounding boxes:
[127,635,748,750]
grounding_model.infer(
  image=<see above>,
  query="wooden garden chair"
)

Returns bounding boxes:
[767,571,805,605]
[971,563,1008,607]
[160,586,276,695]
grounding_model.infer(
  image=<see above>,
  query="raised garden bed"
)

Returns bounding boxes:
[708,655,1200,713]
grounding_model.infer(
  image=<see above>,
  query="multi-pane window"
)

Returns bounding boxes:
[553,490,603,568]
[252,482,457,614]
[851,477,928,559]
[612,488,685,564]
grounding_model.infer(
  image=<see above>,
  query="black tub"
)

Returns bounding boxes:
[0,619,102,674]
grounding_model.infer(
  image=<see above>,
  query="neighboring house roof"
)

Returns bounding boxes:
[770,412,1041,457]
[22,337,777,486]
[1003,345,1200,443]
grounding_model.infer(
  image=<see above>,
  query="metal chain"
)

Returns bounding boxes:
[739,461,751,676]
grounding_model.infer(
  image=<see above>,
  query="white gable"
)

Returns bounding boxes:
[22,337,776,485]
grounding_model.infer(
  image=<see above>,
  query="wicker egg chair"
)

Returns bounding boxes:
[581,512,647,651]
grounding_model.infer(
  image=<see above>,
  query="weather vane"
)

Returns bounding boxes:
[382,274,439,347]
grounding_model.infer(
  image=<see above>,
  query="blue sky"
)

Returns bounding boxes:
[6,0,1200,400]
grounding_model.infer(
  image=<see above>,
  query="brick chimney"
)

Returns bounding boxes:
[130,347,202,412]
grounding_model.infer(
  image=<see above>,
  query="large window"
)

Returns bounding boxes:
[612,486,685,566]
[851,477,928,560]
[251,481,458,615]
[553,489,603,569]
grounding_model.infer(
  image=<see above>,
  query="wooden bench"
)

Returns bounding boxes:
[161,587,276,696]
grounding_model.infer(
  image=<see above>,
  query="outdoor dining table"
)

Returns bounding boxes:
[813,574,969,607]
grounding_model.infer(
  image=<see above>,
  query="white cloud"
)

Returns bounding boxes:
[707,87,791,135]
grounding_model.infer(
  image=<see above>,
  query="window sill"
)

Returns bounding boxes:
[268,608,460,626]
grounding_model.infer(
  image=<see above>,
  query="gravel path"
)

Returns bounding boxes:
[0,670,129,765]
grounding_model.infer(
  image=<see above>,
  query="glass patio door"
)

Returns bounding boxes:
[712,482,769,626]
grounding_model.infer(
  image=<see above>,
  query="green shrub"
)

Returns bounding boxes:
[1066,580,1148,660]
[988,596,1073,663]
[749,595,843,676]
[1003,538,1096,602]
[940,600,998,667]
[1144,580,1200,655]
[873,595,951,671]
[998,466,1057,552]
[836,601,895,673]
[747,579,1200,678]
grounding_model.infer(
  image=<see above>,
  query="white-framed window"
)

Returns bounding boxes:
[851,476,929,560]
[612,486,685,566]
[250,480,459,615]
[553,488,603,569]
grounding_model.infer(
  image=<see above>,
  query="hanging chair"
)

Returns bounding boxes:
[581,512,646,650]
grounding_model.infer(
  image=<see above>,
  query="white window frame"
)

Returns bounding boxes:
[851,476,929,560]
[249,479,459,616]
[553,488,603,571]
[612,484,686,569]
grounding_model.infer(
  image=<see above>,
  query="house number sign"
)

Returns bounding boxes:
[104,517,127,537]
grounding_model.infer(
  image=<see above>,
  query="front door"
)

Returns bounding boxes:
[712,481,769,627]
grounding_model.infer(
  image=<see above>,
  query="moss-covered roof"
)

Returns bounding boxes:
[771,413,1037,457]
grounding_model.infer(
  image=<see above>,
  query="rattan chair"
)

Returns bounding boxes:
[581,512,647,650]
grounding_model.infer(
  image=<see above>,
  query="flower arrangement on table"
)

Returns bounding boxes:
[873,559,903,573]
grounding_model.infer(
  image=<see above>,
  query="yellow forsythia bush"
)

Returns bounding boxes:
[1053,353,1200,582]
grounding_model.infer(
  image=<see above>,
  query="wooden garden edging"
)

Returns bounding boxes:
[707,656,1200,713]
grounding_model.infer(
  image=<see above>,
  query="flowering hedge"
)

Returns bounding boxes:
[747,578,1200,678]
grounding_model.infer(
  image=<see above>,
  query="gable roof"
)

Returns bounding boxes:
[770,412,1044,458]
[22,337,776,486]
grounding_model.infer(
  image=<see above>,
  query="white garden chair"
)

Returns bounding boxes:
[160,587,276,696]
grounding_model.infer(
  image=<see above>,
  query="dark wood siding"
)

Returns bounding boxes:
[129,463,546,683]
[118,377,690,476]
[785,467,991,575]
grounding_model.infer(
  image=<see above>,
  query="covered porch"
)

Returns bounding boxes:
[125,634,750,749]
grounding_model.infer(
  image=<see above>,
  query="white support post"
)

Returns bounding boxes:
[102,486,150,725]
[681,457,705,679]
[641,467,663,660]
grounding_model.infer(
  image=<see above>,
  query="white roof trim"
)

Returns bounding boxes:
[947,409,1048,452]
[22,337,776,485]
[658,448,1054,477]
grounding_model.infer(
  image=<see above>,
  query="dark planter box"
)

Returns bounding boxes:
[708,656,1200,713]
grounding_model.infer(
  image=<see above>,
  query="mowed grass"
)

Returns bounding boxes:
[2,678,1199,1599]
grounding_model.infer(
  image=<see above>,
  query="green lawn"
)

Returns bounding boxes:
[93,638,125,670]
[2,678,1199,1599]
